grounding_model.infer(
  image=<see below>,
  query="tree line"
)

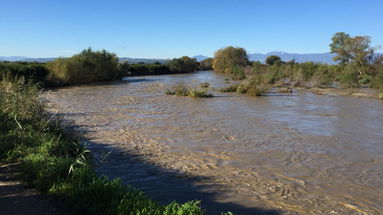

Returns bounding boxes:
[211,32,383,89]
[0,49,205,86]
[1,32,382,89]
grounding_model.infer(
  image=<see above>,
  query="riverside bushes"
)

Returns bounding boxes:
[0,61,49,84]
[0,77,228,215]
[46,48,121,85]
[126,63,171,76]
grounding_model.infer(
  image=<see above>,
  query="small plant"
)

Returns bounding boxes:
[188,89,213,98]
[236,84,248,94]
[165,82,213,98]
[379,90,383,100]
[165,82,189,96]
[340,65,360,88]
[200,82,210,88]
[220,84,239,92]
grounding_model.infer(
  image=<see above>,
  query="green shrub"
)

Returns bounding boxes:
[230,65,246,80]
[47,48,120,85]
[220,84,239,92]
[236,84,248,94]
[295,62,317,82]
[127,63,171,76]
[371,66,383,88]
[0,61,48,84]
[340,65,360,88]
[165,83,213,98]
[167,56,199,73]
[188,89,213,98]
[311,65,334,87]
[200,82,210,88]
[212,46,249,74]
[165,83,189,96]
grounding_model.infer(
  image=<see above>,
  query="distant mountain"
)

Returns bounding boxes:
[119,57,168,64]
[0,56,56,62]
[192,55,209,61]
[248,52,336,64]
[190,52,337,64]
[0,56,169,64]
[1,52,337,64]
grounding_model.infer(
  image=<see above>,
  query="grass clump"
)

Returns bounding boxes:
[220,84,239,92]
[165,83,213,98]
[200,82,210,88]
[188,89,213,98]
[0,76,229,215]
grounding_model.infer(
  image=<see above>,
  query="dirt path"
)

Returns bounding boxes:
[0,163,73,215]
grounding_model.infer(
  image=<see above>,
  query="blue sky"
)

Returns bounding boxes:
[0,0,382,58]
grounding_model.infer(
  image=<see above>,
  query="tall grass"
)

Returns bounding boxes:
[165,82,213,98]
[0,77,228,215]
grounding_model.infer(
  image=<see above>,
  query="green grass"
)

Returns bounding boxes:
[165,83,213,98]
[0,76,229,215]
[220,84,239,92]
[219,74,271,96]
[200,82,210,88]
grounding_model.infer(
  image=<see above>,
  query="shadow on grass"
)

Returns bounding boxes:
[84,141,282,215]
[0,163,74,215]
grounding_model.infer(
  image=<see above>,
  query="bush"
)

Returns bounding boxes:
[127,63,171,76]
[230,66,246,80]
[200,82,210,88]
[0,61,49,84]
[46,48,120,85]
[188,89,213,98]
[165,83,213,98]
[340,65,360,88]
[167,56,199,73]
[212,46,249,75]
[199,58,213,70]
[310,65,334,87]
[296,62,317,82]
[265,55,282,66]
[220,84,239,92]
[371,66,383,88]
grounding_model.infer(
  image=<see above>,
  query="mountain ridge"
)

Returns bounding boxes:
[0,52,337,64]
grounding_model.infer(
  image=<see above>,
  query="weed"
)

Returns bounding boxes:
[220,84,239,92]
[165,83,213,98]
[200,82,210,88]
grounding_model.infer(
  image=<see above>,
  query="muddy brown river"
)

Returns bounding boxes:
[43,71,383,215]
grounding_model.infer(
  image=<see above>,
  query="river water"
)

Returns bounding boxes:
[43,71,383,215]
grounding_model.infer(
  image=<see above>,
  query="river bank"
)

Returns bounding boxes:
[0,77,216,215]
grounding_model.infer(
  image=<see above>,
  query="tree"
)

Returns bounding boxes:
[212,46,249,74]
[199,58,213,70]
[346,36,374,74]
[265,55,282,65]
[167,56,198,73]
[330,32,375,75]
[330,32,351,65]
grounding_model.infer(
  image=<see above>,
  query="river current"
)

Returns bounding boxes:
[43,71,383,215]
